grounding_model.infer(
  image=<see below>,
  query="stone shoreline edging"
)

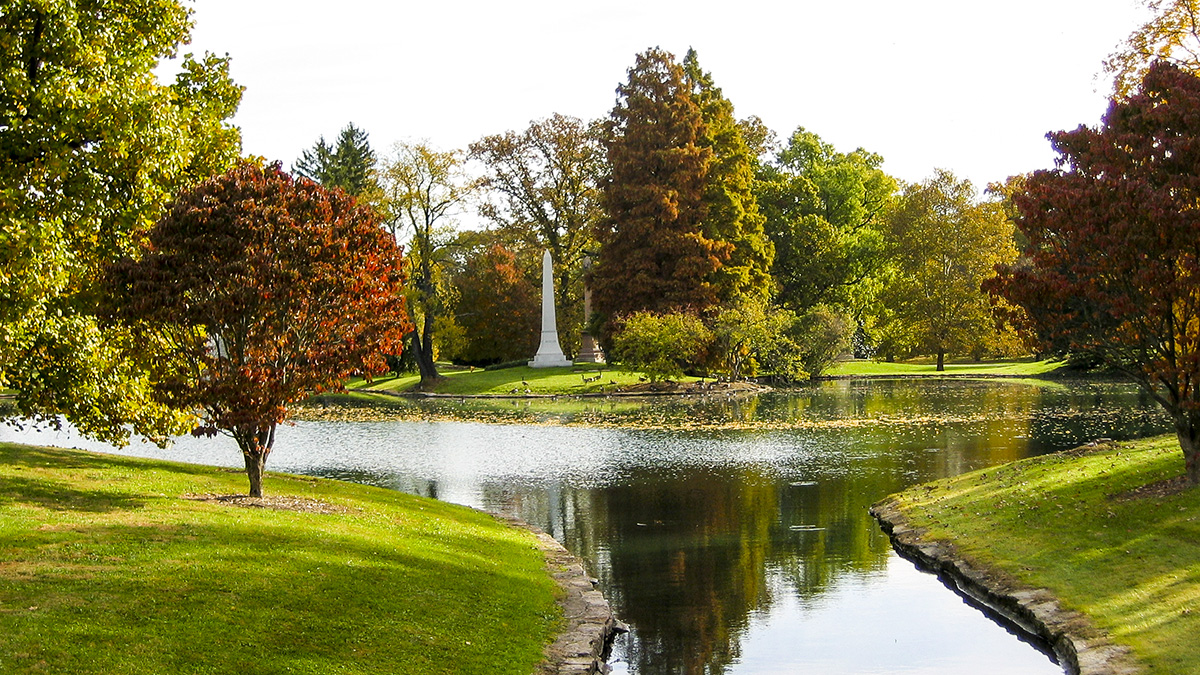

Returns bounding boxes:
[495,515,627,675]
[869,498,1141,675]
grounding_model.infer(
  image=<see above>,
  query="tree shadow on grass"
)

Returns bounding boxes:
[0,476,146,512]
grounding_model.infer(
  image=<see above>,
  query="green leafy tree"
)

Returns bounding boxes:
[1105,0,1200,96]
[987,61,1200,484]
[293,122,379,198]
[757,128,896,314]
[379,141,478,386]
[470,114,604,354]
[590,48,725,340]
[0,1,242,444]
[105,162,412,497]
[611,311,712,382]
[880,169,1017,370]
[682,49,774,306]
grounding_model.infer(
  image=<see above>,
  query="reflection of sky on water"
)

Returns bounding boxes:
[0,379,1169,675]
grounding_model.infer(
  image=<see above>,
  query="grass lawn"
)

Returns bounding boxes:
[826,357,1067,377]
[881,434,1200,672]
[346,364,697,396]
[0,443,559,675]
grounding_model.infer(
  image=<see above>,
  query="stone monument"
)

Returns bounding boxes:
[575,254,605,363]
[529,250,574,368]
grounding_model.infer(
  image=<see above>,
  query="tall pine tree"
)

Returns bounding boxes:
[293,122,378,197]
[682,49,774,307]
[591,48,725,339]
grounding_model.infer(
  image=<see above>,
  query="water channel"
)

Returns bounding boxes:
[1,378,1172,674]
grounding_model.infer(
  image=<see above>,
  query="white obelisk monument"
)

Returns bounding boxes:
[529,250,573,368]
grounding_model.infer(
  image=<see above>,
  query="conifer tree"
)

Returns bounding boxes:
[682,49,774,306]
[591,48,725,338]
[294,122,378,197]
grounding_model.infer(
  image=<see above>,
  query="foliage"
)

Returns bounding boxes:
[470,114,603,354]
[452,243,539,365]
[292,122,379,198]
[591,48,724,340]
[105,162,412,496]
[0,0,242,444]
[379,141,478,385]
[683,49,774,306]
[706,302,847,382]
[879,169,1017,371]
[0,443,559,674]
[757,128,896,313]
[795,306,853,378]
[886,435,1200,672]
[987,62,1200,483]
[611,311,712,382]
[1105,0,1200,96]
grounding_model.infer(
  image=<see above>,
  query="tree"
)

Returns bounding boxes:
[0,1,242,444]
[452,242,539,364]
[293,122,379,198]
[470,114,604,354]
[879,169,1016,371]
[1106,0,1200,96]
[757,128,896,314]
[105,162,412,497]
[590,48,726,339]
[611,311,712,382]
[682,49,774,306]
[987,61,1200,484]
[379,142,477,385]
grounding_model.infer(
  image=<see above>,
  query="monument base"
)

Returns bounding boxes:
[529,353,573,368]
[575,333,605,364]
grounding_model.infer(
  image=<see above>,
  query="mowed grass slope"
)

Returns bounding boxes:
[0,443,559,675]
[882,435,1200,672]
[826,357,1067,377]
[348,364,695,396]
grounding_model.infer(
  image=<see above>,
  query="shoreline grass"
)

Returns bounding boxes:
[882,434,1200,672]
[347,364,699,397]
[0,443,559,675]
[826,356,1068,378]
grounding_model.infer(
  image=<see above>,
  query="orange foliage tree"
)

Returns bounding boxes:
[105,162,412,496]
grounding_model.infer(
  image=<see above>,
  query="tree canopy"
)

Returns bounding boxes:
[988,61,1200,484]
[0,0,242,444]
[1106,0,1200,96]
[293,122,379,198]
[105,162,412,496]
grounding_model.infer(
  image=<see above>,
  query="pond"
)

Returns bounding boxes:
[1,378,1171,674]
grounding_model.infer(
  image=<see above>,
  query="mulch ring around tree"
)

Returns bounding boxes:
[182,493,355,515]
[1109,475,1191,502]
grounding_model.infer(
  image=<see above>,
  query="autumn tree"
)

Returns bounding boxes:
[293,122,379,198]
[757,128,896,314]
[452,242,539,364]
[105,162,411,497]
[1106,0,1200,96]
[0,1,242,444]
[682,49,774,306]
[590,48,726,340]
[988,61,1200,484]
[879,169,1016,371]
[379,142,477,385]
[470,114,604,354]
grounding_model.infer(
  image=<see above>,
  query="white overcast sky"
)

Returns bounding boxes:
[174,0,1149,190]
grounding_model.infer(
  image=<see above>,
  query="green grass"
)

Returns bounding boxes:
[0,443,559,675]
[348,364,697,396]
[826,357,1067,377]
[884,434,1200,672]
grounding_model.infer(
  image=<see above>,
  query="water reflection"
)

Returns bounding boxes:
[0,379,1170,674]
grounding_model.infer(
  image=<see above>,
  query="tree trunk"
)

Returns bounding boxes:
[1175,417,1200,485]
[410,328,439,386]
[235,423,276,497]
[936,349,945,372]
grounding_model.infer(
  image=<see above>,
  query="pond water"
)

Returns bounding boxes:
[1,378,1171,674]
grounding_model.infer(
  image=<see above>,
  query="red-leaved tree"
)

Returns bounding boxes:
[987,61,1200,484]
[105,162,412,496]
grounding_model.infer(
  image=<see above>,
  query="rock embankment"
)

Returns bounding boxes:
[869,498,1141,675]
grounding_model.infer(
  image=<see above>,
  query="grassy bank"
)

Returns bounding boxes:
[881,434,1200,672]
[826,357,1067,377]
[347,364,697,396]
[0,443,559,675]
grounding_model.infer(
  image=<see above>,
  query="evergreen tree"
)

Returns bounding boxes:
[682,49,774,306]
[591,48,725,340]
[293,122,378,197]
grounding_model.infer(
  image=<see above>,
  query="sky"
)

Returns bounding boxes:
[174,0,1150,192]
